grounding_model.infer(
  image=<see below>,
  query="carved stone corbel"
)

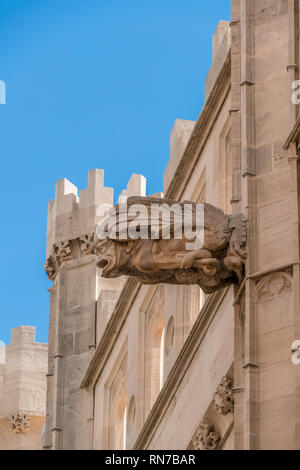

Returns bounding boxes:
[191,419,220,450]
[213,376,234,415]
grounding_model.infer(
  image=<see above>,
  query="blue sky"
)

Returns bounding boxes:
[0,0,230,345]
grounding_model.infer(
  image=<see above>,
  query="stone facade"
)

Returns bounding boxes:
[0,326,48,450]
[43,0,300,450]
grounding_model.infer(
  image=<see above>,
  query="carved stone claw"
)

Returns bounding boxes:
[197,258,219,277]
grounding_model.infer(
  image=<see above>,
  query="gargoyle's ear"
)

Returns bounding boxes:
[125,240,134,254]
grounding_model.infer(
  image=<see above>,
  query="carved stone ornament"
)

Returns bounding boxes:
[9,413,30,433]
[45,235,96,281]
[79,231,95,256]
[44,240,73,281]
[191,419,220,450]
[95,196,247,294]
[213,376,234,415]
[255,271,292,302]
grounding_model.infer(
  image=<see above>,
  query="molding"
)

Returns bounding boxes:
[133,287,230,450]
[81,277,141,389]
[233,262,296,305]
[229,107,240,114]
[243,363,259,370]
[240,80,255,87]
[165,50,231,201]
[242,170,256,177]
[45,232,96,281]
[218,420,234,449]
[284,114,300,149]
[287,64,298,71]
[288,154,300,162]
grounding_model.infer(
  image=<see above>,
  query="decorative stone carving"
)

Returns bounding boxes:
[79,232,95,256]
[95,196,247,294]
[45,233,97,281]
[213,376,234,415]
[44,255,58,282]
[9,413,30,433]
[44,240,73,281]
[255,271,292,302]
[191,419,220,450]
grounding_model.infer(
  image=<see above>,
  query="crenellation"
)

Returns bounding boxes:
[11,326,36,346]
[205,20,231,101]
[46,169,147,259]
[55,178,79,216]
[117,173,146,204]
[79,169,113,208]
[127,174,146,198]
[0,325,48,451]
[118,189,128,204]
[164,119,196,194]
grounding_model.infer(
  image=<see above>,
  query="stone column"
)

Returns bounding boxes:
[232,0,298,450]
[44,170,146,449]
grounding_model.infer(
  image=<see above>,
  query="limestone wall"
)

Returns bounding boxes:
[44,170,148,449]
[0,326,48,450]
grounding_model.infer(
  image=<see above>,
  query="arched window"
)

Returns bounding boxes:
[110,391,127,449]
[144,289,165,418]
[109,357,127,450]
[219,120,232,215]
[224,130,232,214]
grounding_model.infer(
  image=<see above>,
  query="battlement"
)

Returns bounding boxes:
[0,326,48,419]
[46,169,147,257]
[11,326,36,346]
[118,173,146,203]
[205,20,231,101]
[164,119,196,193]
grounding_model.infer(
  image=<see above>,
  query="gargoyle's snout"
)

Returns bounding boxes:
[97,259,109,268]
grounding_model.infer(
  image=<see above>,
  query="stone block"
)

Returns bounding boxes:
[163,119,195,193]
[205,21,231,101]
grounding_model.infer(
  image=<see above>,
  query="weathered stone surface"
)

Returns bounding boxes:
[191,419,220,450]
[96,196,247,293]
[164,120,195,194]
[205,21,231,101]
[0,327,48,450]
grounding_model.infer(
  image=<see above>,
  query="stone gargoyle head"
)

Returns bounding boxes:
[95,196,247,293]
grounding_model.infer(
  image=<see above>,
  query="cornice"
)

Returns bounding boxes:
[165,49,231,201]
[80,276,141,388]
[44,232,96,281]
[133,287,230,450]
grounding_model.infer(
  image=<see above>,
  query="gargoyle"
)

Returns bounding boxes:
[95,196,247,294]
